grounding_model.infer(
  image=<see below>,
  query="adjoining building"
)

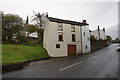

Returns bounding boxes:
[90,26,106,40]
[43,13,91,57]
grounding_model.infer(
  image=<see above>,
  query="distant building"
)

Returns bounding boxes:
[29,31,38,38]
[90,26,106,40]
[23,16,38,38]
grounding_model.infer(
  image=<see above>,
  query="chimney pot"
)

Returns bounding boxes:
[98,26,99,28]
[103,27,105,32]
[82,20,86,24]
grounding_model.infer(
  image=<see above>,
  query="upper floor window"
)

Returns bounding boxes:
[72,34,76,42]
[71,25,75,32]
[58,32,63,41]
[88,37,89,41]
[58,23,63,30]
[83,32,85,36]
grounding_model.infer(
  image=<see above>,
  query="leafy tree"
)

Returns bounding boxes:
[90,35,96,42]
[106,36,112,43]
[27,25,37,33]
[17,34,28,44]
[31,11,45,45]
[1,11,23,41]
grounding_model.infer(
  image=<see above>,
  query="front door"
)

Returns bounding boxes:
[68,45,76,56]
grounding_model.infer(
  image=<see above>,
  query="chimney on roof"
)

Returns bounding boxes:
[103,27,105,32]
[46,12,48,17]
[98,26,100,39]
[98,26,99,29]
[82,20,86,24]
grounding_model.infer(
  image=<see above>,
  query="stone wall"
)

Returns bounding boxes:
[91,40,108,52]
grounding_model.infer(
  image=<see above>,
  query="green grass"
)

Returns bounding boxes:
[2,45,49,65]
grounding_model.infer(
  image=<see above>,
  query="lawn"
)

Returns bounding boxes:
[2,45,49,65]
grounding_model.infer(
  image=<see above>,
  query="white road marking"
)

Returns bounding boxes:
[59,61,82,71]
[88,55,97,60]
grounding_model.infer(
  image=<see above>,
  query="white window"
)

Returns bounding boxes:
[71,25,75,32]
[58,23,63,30]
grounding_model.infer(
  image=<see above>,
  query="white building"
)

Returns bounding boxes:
[90,26,107,40]
[29,31,38,38]
[43,13,91,57]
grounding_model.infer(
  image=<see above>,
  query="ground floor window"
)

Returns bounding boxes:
[86,45,87,49]
[56,44,60,48]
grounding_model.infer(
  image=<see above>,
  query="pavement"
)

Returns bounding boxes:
[2,44,119,78]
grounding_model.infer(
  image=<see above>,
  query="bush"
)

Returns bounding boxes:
[17,35,28,44]
[23,40,38,46]
[8,39,16,44]
[28,40,38,46]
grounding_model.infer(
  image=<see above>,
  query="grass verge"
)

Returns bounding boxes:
[2,45,48,65]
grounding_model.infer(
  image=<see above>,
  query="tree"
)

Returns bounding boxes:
[31,11,45,45]
[1,11,23,41]
[106,35,112,43]
[27,25,37,33]
[90,35,96,42]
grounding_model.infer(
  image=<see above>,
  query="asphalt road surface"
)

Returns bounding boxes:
[2,44,119,78]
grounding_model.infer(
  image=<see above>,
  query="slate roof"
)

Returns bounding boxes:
[47,16,89,26]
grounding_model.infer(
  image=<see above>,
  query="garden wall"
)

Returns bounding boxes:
[91,40,108,52]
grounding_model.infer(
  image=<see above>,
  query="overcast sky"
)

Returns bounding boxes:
[0,0,119,39]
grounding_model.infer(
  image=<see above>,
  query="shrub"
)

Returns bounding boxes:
[28,40,38,46]
[8,39,16,44]
[17,35,28,44]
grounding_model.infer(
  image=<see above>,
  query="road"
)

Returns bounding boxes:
[2,44,119,78]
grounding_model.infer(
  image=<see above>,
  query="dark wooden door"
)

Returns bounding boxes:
[68,45,76,56]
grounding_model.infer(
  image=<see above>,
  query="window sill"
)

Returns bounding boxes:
[58,40,64,42]
[72,41,76,42]
[71,31,75,32]
[58,29,63,31]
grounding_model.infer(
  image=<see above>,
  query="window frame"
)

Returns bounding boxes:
[83,32,85,36]
[72,34,76,42]
[56,44,60,48]
[88,37,89,41]
[58,32,63,41]
[58,23,63,31]
[86,45,87,49]
[71,25,75,32]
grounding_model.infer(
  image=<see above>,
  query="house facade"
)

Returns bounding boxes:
[43,14,91,57]
[90,26,106,40]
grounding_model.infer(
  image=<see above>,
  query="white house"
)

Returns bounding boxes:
[90,26,107,40]
[29,31,38,38]
[43,13,91,57]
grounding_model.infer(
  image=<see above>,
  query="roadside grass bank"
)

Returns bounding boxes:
[2,44,49,73]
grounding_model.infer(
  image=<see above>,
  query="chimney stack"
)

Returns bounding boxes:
[98,26,100,39]
[46,12,48,17]
[82,20,86,24]
[103,27,105,32]
[98,26,99,29]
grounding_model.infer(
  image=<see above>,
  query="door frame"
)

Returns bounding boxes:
[67,45,76,56]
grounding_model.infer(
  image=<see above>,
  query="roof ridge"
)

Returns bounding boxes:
[47,16,89,26]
